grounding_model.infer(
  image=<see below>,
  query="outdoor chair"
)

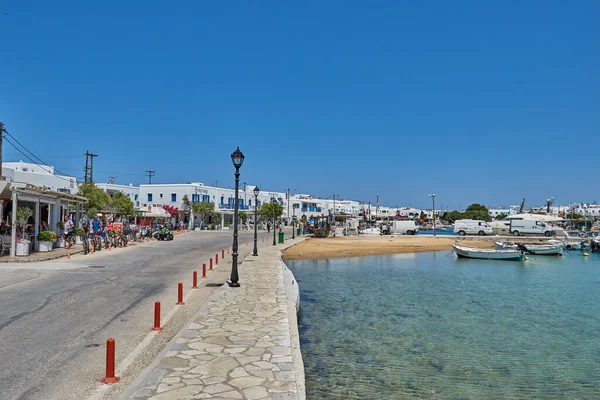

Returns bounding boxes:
[0,236,12,256]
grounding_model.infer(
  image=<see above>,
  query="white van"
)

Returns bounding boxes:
[453,219,493,236]
[509,220,556,237]
[380,220,419,235]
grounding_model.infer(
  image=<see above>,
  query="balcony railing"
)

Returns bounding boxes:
[218,204,250,210]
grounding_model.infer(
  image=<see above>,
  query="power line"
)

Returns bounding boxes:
[2,136,75,183]
[3,129,73,178]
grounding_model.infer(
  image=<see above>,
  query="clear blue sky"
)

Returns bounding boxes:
[1,1,598,209]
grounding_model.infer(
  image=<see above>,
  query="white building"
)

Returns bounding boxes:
[2,161,77,193]
[96,183,140,207]
[569,203,600,218]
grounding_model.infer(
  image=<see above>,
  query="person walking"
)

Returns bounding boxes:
[64,215,75,249]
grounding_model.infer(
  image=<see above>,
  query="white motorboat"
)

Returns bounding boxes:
[494,241,563,256]
[452,244,525,261]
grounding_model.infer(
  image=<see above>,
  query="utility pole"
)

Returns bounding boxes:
[146,170,155,184]
[243,181,247,211]
[83,151,98,183]
[376,193,379,222]
[287,189,290,225]
[332,194,336,223]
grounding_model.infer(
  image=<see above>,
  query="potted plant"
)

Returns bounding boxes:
[75,227,86,245]
[56,221,66,248]
[14,207,33,256]
[37,231,57,252]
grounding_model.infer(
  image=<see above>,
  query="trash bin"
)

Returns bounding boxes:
[278,232,285,244]
[297,228,301,236]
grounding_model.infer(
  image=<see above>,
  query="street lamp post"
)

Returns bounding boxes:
[253,186,259,256]
[429,193,436,237]
[272,199,277,245]
[292,201,296,239]
[227,147,245,288]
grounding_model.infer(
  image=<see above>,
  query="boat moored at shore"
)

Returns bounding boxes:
[452,244,525,261]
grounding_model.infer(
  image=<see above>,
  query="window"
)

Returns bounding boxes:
[127,193,130,197]
[171,193,177,202]
[160,193,163,199]
[220,196,224,204]
[202,195,210,203]
[248,200,252,207]
[148,193,153,202]
[135,194,138,201]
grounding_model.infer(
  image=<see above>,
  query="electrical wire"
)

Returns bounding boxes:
[3,129,73,177]
[2,135,75,183]
[2,128,146,182]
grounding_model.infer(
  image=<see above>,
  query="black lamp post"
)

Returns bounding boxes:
[252,186,259,256]
[292,202,296,239]
[272,198,277,245]
[228,147,244,288]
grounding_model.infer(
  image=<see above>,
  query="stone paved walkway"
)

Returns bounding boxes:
[123,237,304,400]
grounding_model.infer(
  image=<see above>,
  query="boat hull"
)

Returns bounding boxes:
[452,245,524,261]
[494,242,563,256]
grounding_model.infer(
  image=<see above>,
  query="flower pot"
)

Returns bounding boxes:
[16,241,30,256]
[55,238,66,248]
[75,236,83,245]
[38,241,53,252]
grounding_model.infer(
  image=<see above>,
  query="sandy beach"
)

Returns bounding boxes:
[282,235,493,260]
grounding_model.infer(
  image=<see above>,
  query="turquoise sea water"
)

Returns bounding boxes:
[286,252,600,399]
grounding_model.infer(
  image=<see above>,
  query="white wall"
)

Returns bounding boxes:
[3,161,77,193]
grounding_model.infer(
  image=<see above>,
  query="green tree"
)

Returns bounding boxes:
[181,195,191,217]
[192,202,216,228]
[78,182,111,217]
[258,202,284,222]
[112,191,136,218]
[495,213,508,220]
[463,203,492,221]
[239,211,248,223]
[443,211,465,223]
[567,212,583,220]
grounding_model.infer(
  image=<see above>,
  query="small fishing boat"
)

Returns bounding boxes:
[494,241,563,256]
[452,244,525,261]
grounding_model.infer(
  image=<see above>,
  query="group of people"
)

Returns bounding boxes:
[62,215,140,249]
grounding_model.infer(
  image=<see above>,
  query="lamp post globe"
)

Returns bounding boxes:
[227,147,244,288]
[272,198,277,246]
[252,186,259,256]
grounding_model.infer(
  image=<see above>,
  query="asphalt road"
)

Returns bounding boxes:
[0,230,274,400]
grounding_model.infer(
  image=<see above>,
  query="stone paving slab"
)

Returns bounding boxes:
[123,238,304,400]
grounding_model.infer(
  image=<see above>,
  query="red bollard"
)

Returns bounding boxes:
[222,249,224,259]
[192,271,198,289]
[176,282,185,305]
[209,258,213,271]
[101,338,120,383]
[246,240,248,246]
[202,263,207,278]
[152,302,163,331]
[216,253,219,265]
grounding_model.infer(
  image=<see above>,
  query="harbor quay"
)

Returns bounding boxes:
[119,236,306,400]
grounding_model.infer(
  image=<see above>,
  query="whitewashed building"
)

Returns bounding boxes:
[2,161,77,194]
